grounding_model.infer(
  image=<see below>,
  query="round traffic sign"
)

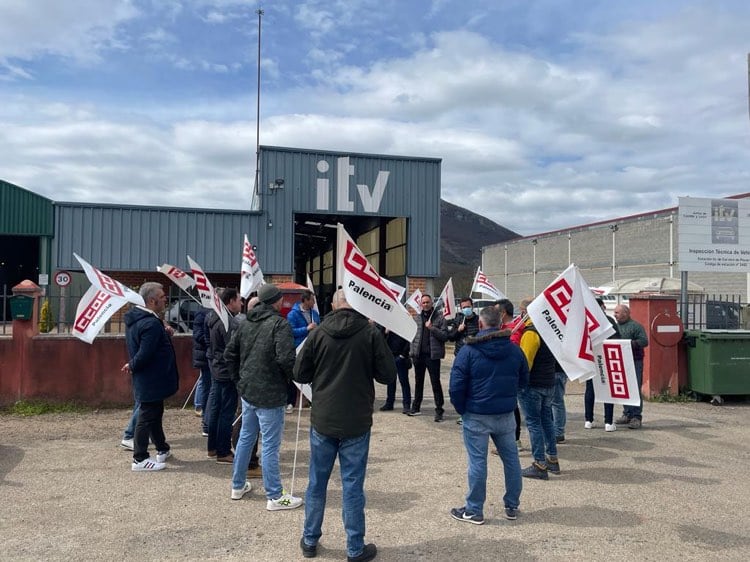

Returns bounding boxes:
[650,312,684,347]
[54,271,72,287]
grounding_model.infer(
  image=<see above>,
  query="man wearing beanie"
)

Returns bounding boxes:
[224,283,302,510]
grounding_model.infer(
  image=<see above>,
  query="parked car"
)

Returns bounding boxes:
[166,298,202,332]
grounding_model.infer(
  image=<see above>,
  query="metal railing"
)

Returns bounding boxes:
[679,293,746,330]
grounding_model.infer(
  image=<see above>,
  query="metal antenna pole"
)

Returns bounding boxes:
[253,8,264,205]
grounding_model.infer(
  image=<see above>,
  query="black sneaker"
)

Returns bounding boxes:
[407,409,422,417]
[402,407,411,414]
[522,462,549,480]
[450,506,485,525]
[434,413,444,423]
[504,507,519,520]
[300,537,317,558]
[379,403,394,411]
[347,543,377,562]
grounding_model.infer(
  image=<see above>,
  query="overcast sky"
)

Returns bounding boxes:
[1,0,749,235]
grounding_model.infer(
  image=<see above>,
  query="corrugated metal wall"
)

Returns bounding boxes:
[53,204,263,273]
[0,180,54,236]
[259,146,442,277]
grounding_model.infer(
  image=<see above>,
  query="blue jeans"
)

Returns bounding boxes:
[551,371,567,438]
[303,428,370,559]
[206,379,238,457]
[623,359,644,420]
[122,400,140,440]
[518,386,558,465]
[194,366,212,410]
[462,412,521,515]
[385,357,411,408]
[231,400,285,499]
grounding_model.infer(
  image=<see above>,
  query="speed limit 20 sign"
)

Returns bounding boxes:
[54,271,72,287]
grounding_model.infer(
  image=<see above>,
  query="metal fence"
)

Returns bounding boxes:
[0,284,200,336]
[680,293,746,331]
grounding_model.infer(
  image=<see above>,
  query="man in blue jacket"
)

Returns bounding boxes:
[285,290,320,411]
[449,306,529,524]
[121,282,179,472]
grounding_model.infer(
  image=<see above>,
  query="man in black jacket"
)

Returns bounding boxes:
[447,297,480,357]
[378,329,412,413]
[408,293,449,422]
[294,289,396,562]
[205,288,242,464]
[121,282,179,472]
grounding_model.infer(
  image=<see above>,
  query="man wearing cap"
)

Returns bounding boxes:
[224,283,303,509]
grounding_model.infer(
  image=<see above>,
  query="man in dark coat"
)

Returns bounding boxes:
[205,288,242,464]
[191,307,211,432]
[408,293,449,422]
[224,283,302,509]
[294,289,396,562]
[449,305,528,524]
[121,282,179,472]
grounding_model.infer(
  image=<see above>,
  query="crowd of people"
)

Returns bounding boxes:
[120,282,647,561]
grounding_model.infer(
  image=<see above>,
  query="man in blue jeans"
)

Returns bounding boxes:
[294,289,396,562]
[550,365,567,443]
[224,283,302,510]
[518,315,560,480]
[449,306,529,524]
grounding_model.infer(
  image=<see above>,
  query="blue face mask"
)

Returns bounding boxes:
[461,307,473,316]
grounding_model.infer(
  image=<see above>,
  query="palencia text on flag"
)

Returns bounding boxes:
[72,285,128,344]
[336,224,417,342]
[405,288,423,313]
[591,340,641,406]
[439,277,456,320]
[526,264,614,380]
[74,253,144,306]
[472,266,506,300]
[187,255,228,331]
[240,234,264,298]
[157,263,195,293]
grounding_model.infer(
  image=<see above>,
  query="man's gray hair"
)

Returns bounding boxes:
[479,305,501,328]
[332,289,351,310]
[139,282,163,304]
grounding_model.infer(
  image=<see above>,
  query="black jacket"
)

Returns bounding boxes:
[206,310,240,382]
[294,308,396,439]
[446,312,480,355]
[192,309,209,368]
[409,308,449,360]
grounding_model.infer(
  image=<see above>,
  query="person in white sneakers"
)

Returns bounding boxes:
[121,282,179,472]
[224,283,302,509]
[583,296,621,433]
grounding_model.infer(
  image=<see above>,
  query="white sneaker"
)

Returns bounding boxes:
[286,404,294,413]
[267,492,303,511]
[120,438,134,451]
[584,421,594,429]
[605,423,617,432]
[156,450,172,463]
[132,458,166,472]
[231,481,252,500]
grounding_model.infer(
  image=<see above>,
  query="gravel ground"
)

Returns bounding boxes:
[2,378,750,561]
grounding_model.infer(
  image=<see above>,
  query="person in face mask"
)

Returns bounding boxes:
[448,298,481,357]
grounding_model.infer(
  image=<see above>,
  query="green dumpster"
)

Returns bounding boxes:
[9,295,34,320]
[686,330,750,395]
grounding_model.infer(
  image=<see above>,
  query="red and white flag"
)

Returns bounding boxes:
[405,288,423,313]
[187,255,228,331]
[526,264,614,380]
[72,285,128,344]
[472,267,505,300]
[381,276,406,303]
[74,253,144,306]
[438,277,456,320]
[240,234,264,298]
[306,273,320,315]
[336,224,416,342]
[591,340,641,406]
[157,263,195,293]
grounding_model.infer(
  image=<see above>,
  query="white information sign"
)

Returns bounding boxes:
[678,196,750,273]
